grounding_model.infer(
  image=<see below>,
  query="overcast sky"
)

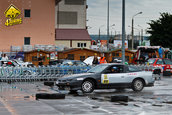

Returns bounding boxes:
[87,0,172,36]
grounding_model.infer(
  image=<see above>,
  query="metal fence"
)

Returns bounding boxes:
[0,65,91,82]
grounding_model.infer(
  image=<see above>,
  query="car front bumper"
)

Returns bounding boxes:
[56,80,82,90]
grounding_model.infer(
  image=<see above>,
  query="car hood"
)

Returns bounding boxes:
[59,73,95,80]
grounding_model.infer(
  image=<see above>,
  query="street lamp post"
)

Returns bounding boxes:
[99,25,104,40]
[107,0,110,51]
[138,25,144,44]
[110,24,115,40]
[131,12,142,50]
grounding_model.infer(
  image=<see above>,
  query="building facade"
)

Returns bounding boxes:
[0,0,55,52]
[55,0,91,49]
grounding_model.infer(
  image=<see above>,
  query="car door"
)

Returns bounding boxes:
[101,65,128,84]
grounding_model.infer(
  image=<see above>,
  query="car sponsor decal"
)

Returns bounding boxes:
[128,73,137,76]
[102,74,109,84]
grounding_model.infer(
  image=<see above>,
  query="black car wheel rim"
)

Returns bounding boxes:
[82,81,92,92]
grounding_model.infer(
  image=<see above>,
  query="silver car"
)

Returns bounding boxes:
[56,63,155,93]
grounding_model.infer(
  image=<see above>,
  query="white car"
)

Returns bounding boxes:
[12,59,34,67]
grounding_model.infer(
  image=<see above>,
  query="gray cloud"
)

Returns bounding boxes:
[87,0,172,35]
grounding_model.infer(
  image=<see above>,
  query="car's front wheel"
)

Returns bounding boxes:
[81,80,94,93]
[132,79,144,92]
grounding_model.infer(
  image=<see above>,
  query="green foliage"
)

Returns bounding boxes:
[147,13,172,49]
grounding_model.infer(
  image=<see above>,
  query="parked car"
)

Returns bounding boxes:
[56,63,155,93]
[50,60,91,74]
[83,56,100,65]
[147,58,172,76]
[49,59,66,66]
[12,59,34,67]
[0,60,19,67]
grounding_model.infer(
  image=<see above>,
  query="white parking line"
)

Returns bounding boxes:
[73,98,114,114]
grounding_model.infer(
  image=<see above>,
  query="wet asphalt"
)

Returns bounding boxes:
[0,76,172,115]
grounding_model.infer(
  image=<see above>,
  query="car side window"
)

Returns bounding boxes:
[156,59,164,64]
[107,66,123,73]
[128,66,141,72]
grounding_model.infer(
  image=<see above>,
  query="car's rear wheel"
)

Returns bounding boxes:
[132,79,144,92]
[81,80,94,93]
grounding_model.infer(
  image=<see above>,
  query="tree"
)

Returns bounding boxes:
[147,13,172,49]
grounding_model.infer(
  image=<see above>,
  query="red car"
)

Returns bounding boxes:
[147,58,172,76]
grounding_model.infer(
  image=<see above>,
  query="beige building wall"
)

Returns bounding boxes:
[55,40,91,49]
[55,40,70,47]
[55,0,86,29]
[0,0,55,51]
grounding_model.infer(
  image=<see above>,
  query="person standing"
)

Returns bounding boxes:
[1,54,8,61]
[99,53,107,64]
[92,53,99,65]
[158,46,163,58]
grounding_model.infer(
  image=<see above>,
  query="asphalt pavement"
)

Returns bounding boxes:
[0,76,172,115]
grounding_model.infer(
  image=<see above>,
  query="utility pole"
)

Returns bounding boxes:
[122,0,125,64]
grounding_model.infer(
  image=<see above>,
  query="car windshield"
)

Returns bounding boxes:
[73,61,87,66]
[87,64,109,73]
[148,59,156,65]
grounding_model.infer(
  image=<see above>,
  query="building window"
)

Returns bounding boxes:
[77,43,86,48]
[67,54,74,60]
[32,56,37,61]
[116,53,119,56]
[84,43,86,47]
[112,53,119,57]
[24,9,31,17]
[65,0,84,5]
[77,43,80,47]
[112,53,115,56]
[80,56,85,61]
[81,43,83,47]
[58,11,77,24]
[24,37,30,45]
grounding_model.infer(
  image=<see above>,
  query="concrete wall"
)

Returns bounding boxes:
[0,0,55,51]
[55,0,86,29]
